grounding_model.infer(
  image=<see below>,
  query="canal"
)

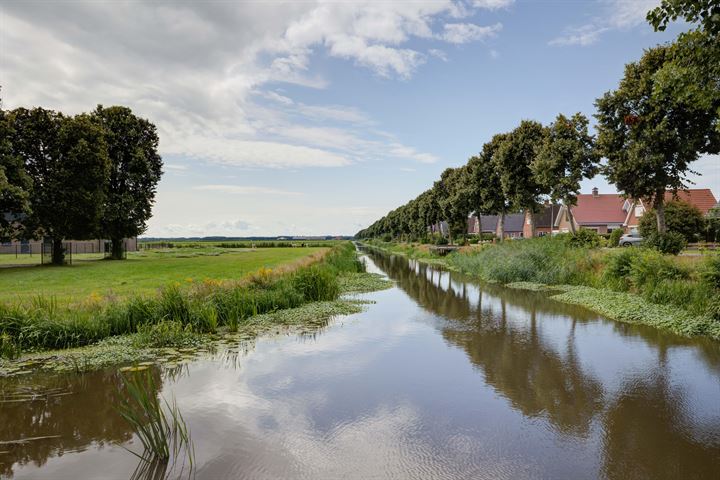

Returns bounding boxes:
[1,249,719,479]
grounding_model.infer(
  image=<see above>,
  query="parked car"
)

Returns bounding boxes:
[619,232,643,247]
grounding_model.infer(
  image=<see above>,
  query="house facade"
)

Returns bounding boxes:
[624,189,718,232]
[523,204,560,237]
[555,188,627,234]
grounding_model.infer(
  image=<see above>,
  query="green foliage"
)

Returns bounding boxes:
[135,320,197,348]
[644,231,687,255]
[638,200,706,241]
[0,243,358,355]
[0,332,21,360]
[0,106,32,242]
[292,265,340,302]
[93,106,163,260]
[595,45,718,233]
[609,228,623,247]
[8,108,110,264]
[448,236,598,286]
[700,254,720,290]
[565,228,601,248]
[117,370,193,464]
[532,113,599,225]
[467,134,511,221]
[647,0,720,35]
[494,121,548,231]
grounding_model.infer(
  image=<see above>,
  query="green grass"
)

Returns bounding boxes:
[0,243,372,357]
[0,247,325,305]
[365,238,720,341]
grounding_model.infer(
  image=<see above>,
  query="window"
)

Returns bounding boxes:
[635,205,644,217]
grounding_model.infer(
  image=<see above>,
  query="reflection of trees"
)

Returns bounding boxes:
[601,371,720,479]
[0,368,162,478]
[369,251,604,436]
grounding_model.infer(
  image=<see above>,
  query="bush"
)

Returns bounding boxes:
[639,200,706,242]
[609,228,623,247]
[566,229,601,248]
[627,249,687,290]
[382,233,392,242]
[700,255,720,290]
[435,235,449,246]
[603,248,641,290]
[644,231,687,255]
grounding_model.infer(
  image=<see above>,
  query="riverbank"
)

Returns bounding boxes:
[0,243,393,374]
[362,239,720,340]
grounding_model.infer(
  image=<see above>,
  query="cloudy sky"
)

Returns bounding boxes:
[1,0,717,237]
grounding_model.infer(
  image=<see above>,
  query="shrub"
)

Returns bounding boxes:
[566,229,601,248]
[382,233,392,242]
[639,200,706,242]
[700,255,720,290]
[628,249,687,289]
[609,228,623,247]
[1,332,21,360]
[602,248,642,290]
[644,231,687,255]
[435,236,449,246]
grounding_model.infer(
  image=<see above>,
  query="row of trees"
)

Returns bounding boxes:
[357,0,719,243]
[0,101,163,264]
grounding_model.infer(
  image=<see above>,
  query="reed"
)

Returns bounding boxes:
[117,370,193,465]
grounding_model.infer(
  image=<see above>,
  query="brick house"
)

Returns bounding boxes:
[624,188,718,232]
[554,188,626,234]
[523,203,560,237]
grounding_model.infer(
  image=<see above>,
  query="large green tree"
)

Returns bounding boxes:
[638,200,706,241]
[494,120,548,237]
[595,45,719,233]
[0,105,31,242]
[92,106,163,259]
[10,108,110,264]
[648,0,720,35]
[532,113,599,234]
[467,133,510,239]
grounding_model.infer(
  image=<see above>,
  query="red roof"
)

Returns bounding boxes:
[572,193,627,225]
[665,189,718,215]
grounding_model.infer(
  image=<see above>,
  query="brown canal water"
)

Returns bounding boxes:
[1,249,719,479]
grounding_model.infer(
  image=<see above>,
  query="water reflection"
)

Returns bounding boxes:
[1,250,719,479]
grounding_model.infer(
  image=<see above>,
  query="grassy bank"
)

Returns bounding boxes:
[364,238,720,340]
[0,246,326,305]
[0,243,392,360]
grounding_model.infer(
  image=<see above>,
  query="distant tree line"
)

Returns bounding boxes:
[356,0,719,244]
[0,99,163,264]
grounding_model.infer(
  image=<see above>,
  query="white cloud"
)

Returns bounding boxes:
[428,48,449,61]
[192,185,303,196]
[441,22,502,44]
[1,1,493,170]
[472,0,515,9]
[549,25,609,47]
[549,0,660,47]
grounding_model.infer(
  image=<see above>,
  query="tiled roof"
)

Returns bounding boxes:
[531,204,560,228]
[572,194,627,225]
[480,215,499,232]
[503,213,525,232]
[665,189,718,215]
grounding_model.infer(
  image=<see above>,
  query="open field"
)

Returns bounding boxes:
[0,246,326,305]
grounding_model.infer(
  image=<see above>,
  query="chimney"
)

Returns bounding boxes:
[592,187,599,197]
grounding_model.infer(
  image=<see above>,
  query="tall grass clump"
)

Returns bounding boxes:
[0,242,361,357]
[448,236,599,286]
[117,371,193,466]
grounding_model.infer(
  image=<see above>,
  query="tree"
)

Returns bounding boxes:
[595,45,718,233]
[467,133,510,239]
[92,106,163,259]
[647,0,720,35]
[532,113,599,234]
[494,120,548,237]
[638,200,706,241]
[10,108,110,264]
[0,105,31,242]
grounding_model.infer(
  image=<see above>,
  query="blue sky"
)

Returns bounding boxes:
[1,0,717,236]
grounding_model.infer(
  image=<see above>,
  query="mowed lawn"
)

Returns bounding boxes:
[0,247,326,305]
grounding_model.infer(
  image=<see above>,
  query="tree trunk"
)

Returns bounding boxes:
[567,206,577,234]
[655,195,667,233]
[497,213,505,241]
[110,238,125,260]
[52,238,65,265]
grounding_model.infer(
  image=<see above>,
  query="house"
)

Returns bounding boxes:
[523,203,560,237]
[467,215,500,236]
[0,237,139,256]
[501,213,525,239]
[554,188,626,234]
[624,188,719,232]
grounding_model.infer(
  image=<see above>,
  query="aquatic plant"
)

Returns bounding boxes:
[117,370,194,466]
